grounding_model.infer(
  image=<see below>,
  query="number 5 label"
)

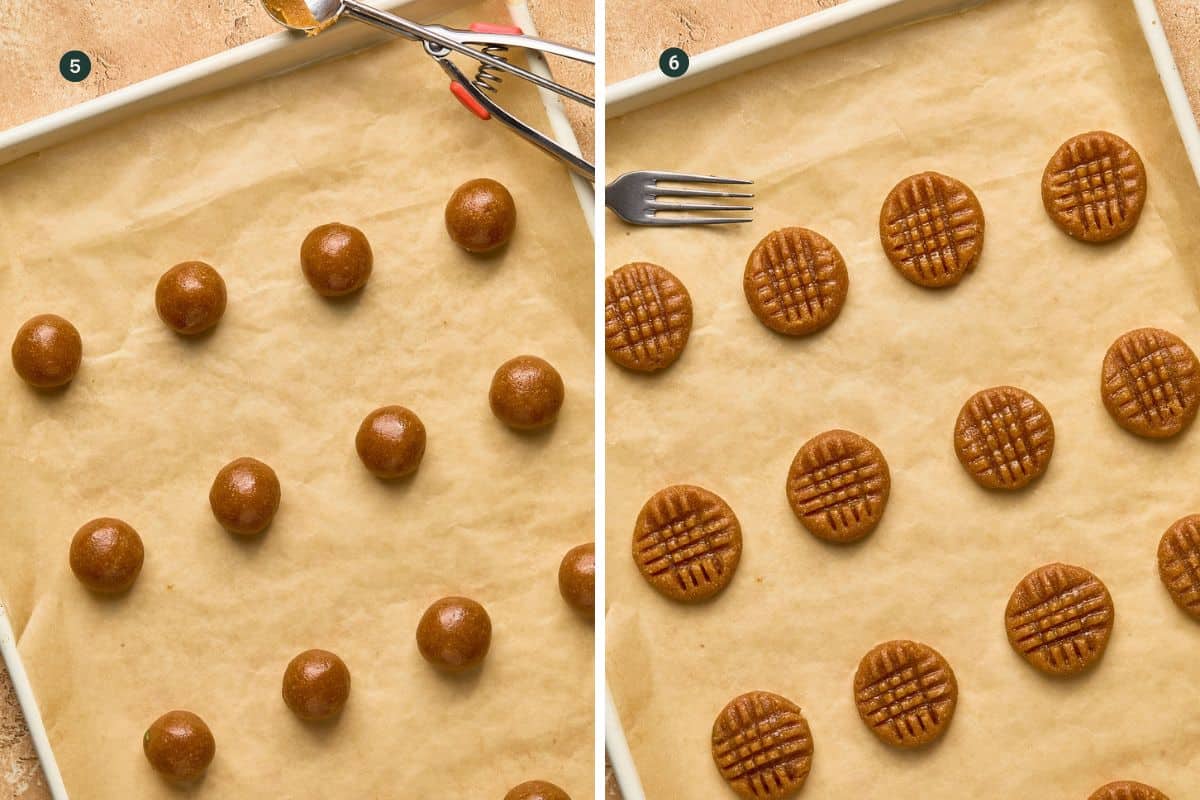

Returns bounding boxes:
[59,51,92,83]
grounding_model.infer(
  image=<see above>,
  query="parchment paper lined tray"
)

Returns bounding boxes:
[605,0,1200,797]
[0,1,594,796]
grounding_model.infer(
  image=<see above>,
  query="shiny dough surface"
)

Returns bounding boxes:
[0,3,593,797]
[605,0,1200,797]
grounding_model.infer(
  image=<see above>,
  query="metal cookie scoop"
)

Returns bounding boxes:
[261,0,595,179]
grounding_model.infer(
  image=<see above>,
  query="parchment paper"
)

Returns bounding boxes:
[605,0,1200,796]
[0,3,593,797]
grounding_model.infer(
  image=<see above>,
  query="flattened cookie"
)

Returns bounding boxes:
[632,485,741,602]
[786,430,890,543]
[852,640,957,749]
[1101,328,1200,439]
[1089,781,1171,800]
[743,227,848,336]
[1042,131,1146,242]
[879,172,984,288]
[605,262,692,371]
[1158,514,1200,619]
[954,386,1054,490]
[505,781,571,800]
[711,691,813,800]
[1005,563,1114,676]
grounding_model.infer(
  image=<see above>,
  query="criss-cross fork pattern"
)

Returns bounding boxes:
[605,264,690,366]
[1160,517,1200,616]
[958,389,1052,487]
[1046,136,1142,236]
[1104,331,1196,431]
[789,438,886,534]
[747,229,844,327]
[855,644,954,745]
[1008,566,1113,671]
[712,693,812,799]
[1089,782,1170,800]
[883,174,981,282]
[635,490,738,594]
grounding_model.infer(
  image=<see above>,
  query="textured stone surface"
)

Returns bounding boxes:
[606,0,1199,127]
[0,665,46,798]
[0,0,276,130]
[0,0,594,159]
[528,0,595,159]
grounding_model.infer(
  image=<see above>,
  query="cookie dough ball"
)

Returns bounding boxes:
[155,261,227,335]
[11,314,82,389]
[416,596,492,673]
[208,457,281,535]
[300,222,373,297]
[445,178,516,253]
[282,649,351,721]
[355,405,426,479]
[558,543,595,615]
[489,355,564,430]
[143,710,215,783]
[69,517,144,594]
[505,781,572,800]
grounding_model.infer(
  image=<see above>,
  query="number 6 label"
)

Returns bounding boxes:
[658,47,689,78]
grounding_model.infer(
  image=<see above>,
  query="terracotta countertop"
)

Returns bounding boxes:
[0,0,595,158]
[605,0,1200,128]
[0,670,42,798]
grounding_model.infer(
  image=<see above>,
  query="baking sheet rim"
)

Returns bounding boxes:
[0,0,471,168]
[0,1,593,794]
[602,0,1200,797]
[0,607,67,799]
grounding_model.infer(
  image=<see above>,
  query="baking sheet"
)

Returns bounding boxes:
[0,2,593,796]
[605,0,1200,796]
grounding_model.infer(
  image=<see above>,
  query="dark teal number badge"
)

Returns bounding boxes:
[59,51,92,83]
[659,48,689,78]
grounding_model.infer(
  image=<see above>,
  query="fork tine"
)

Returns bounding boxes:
[650,201,754,213]
[646,170,754,185]
[608,169,756,227]
[646,215,754,226]
[651,186,755,199]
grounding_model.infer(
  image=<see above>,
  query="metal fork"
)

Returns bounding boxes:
[606,170,754,226]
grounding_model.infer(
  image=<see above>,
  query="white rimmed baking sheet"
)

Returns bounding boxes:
[0,1,594,797]
[605,0,1200,797]
[0,0,466,167]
